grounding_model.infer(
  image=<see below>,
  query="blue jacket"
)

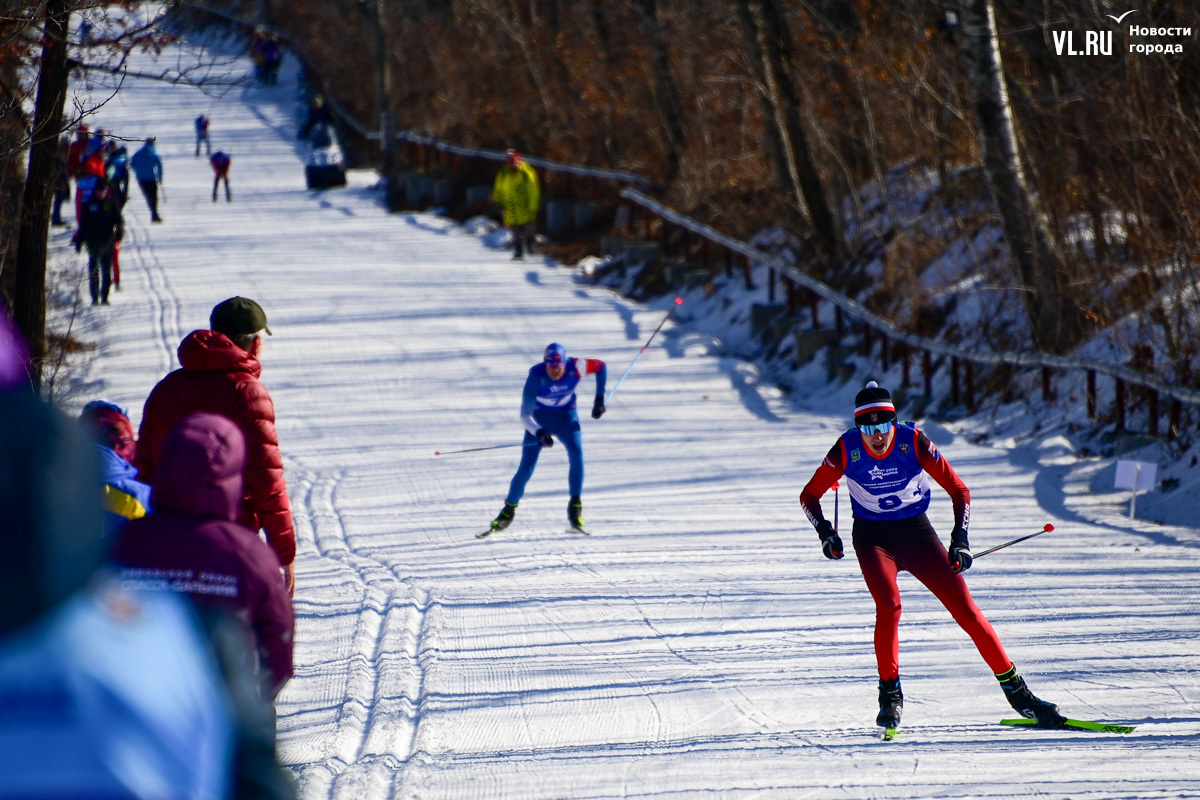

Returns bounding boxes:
[130,143,163,182]
[97,445,152,535]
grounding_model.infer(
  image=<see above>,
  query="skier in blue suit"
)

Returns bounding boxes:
[490,343,607,533]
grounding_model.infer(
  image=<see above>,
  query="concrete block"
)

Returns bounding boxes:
[465,184,492,207]
[625,243,661,268]
[750,303,787,339]
[544,200,575,236]
[404,174,435,208]
[574,201,601,231]
[433,179,456,206]
[600,236,626,257]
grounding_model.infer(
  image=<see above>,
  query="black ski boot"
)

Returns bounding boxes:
[997,667,1066,725]
[876,677,903,728]
[568,496,585,531]
[490,502,517,532]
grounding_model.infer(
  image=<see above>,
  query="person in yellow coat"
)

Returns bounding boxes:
[492,149,540,259]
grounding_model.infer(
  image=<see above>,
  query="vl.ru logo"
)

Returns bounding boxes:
[1052,28,1113,56]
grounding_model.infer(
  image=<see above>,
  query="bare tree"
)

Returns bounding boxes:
[13,0,71,393]
[950,0,1086,353]
[731,0,843,262]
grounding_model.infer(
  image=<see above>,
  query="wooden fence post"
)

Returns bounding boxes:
[951,357,960,406]
[1170,400,1181,440]
[1087,370,1096,418]
[965,361,975,409]
[1148,389,1159,437]
[901,343,911,387]
[1115,379,1126,431]
[767,268,776,304]
[742,254,755,290]
[923,350,933,397]
[809,290,820,329]
[1042,367,1054,402]
[880,334,890,371]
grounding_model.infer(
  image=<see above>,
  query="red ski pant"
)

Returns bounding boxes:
[852,515,1012,681]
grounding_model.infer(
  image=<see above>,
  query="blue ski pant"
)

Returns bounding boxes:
[505,407,584,505]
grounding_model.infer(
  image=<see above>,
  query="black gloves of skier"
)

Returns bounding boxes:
[949,526,972,573]
[535,428,554,448]
[816,519,843,560]
[591,397,606,419]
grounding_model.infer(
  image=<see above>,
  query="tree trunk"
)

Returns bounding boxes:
[734,0,843,261]
[731,0,796,227]
[636,0,686,183]
[14,0,71,393]
[953,0,1085,353]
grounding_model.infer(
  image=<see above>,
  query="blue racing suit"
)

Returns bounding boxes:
[505,357,606,505]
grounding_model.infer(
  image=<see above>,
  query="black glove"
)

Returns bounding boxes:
[73,238,83,253]
[949,526,972,573]
[591,397,606,419]
[816,519,844,560]
[535,428,554,448]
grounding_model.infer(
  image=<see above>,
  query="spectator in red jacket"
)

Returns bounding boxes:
[134,297,296,596]
[115,413,295,698]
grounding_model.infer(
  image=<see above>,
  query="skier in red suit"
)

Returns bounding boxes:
[799,381,1065,731]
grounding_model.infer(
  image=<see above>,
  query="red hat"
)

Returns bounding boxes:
[505,149,520,165]
[79,401,136,462]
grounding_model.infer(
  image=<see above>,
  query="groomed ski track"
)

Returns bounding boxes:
[65,21,1200,800]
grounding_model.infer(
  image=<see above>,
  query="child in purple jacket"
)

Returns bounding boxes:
[112,412,295,699]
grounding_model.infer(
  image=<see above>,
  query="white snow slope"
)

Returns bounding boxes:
[57,22,1200,800]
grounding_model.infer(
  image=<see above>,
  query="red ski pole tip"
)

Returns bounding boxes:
[434,451,440,456]
[674,297,683,305]
[1044,523,1054,532]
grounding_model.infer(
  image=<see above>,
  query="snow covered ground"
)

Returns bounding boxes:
[58,18,1200,800]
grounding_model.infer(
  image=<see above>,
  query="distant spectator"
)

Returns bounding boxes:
[135,297,297,597]
[73,148,107,219]
[195,113,212,157]
[263,34,282,85]
[113,412,295,698]
[75,177,123,306]
[79,399,151,535]
[130,136,164,222]
[298,94,332,139]
[66,125,89,179]
[52,134,71,226]
[250,27,269,83]
[492,149,540,260]
[105,145,130,289]
[211,150,232,202]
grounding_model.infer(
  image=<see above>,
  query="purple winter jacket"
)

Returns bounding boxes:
[112,412,295,697]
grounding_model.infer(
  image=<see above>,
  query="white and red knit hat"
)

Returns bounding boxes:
[854,381,896,426]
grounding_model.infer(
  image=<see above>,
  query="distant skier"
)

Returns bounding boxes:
[130,136,164,222]
[210,151,232,202]
[491,149,540,260]
[489,343,607,534]
[195,114,212,157]
[799,381,1065,732]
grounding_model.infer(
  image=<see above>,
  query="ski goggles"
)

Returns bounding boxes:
[858,420,894,436]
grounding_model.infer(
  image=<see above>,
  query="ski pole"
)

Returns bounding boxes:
[833,481,839,532]
[434,441,538,456]
[974,523,1055,559]
[604,297,683,405]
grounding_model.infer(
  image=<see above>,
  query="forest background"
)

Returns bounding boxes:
[3,1,1200,408]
